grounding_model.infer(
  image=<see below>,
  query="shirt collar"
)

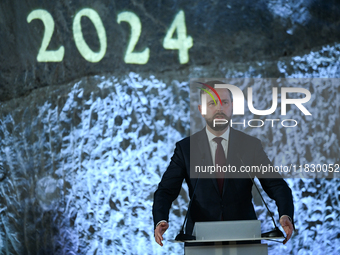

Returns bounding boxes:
[205,126,230,143]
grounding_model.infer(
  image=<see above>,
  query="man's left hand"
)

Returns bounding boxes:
[280,215,294,244]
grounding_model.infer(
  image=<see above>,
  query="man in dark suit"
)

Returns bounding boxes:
[153,81,294,246]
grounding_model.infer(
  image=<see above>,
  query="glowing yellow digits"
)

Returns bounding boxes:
[27,8,192,65]
[27,9,65,62]
[163,10,193,64]
[117,11,150,64]
[73,8,107,63]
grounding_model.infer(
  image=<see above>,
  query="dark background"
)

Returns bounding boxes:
[0,0,340,254]
[1,0,340,101]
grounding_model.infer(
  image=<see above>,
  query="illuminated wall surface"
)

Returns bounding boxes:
[0,0,340,254]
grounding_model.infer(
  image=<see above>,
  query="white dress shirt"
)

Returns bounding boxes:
[205,126,230,165]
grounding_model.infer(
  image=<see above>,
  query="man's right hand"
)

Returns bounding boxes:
[154,221,169,246]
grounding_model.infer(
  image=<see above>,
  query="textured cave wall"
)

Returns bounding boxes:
[1,0,340,255]
[0,75,191,254]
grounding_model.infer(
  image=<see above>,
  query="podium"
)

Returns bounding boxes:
[182,220,275,255]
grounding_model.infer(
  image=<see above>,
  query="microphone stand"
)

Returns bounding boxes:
[238,156,285,239]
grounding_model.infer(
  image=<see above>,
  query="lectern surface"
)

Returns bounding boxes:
[171,236,283,243]
[185,243,268,255]
[193,220,261,241]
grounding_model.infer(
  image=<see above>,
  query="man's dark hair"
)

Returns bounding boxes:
[199,80,233,102]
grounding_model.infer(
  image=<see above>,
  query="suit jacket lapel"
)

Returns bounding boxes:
[193,128,220,195]
[194,128,213,166]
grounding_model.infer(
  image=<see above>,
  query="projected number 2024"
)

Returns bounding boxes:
[27,8,193,64]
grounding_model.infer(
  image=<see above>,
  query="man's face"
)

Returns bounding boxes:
[199,88,233,131]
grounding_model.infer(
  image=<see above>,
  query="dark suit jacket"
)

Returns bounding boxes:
[153,127,294,234]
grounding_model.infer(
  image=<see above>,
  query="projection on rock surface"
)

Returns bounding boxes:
[1,0,340,254]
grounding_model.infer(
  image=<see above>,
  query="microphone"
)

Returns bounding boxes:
[175,155,205,241]
[238,155,285,239]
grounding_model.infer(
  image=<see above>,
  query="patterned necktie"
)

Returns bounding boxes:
[213,137,226,195]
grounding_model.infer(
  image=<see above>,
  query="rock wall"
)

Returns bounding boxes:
[1,1,340,254]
